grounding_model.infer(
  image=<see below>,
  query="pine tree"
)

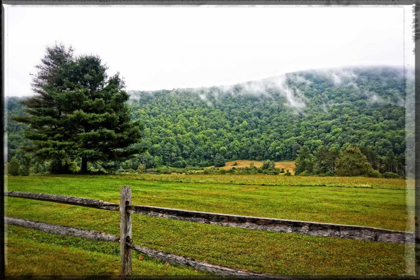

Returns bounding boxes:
[15,44,144,174]
[14,43,75,173]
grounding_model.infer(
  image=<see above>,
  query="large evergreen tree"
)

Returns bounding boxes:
[15,44,144,174]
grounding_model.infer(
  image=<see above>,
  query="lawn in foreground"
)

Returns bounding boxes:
[6,226,206,276]
[5,174,415,276]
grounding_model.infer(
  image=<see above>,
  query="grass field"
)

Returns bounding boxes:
[207,160,296,173]
[5,174,415,276]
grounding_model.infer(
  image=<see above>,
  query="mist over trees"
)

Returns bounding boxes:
[6,65,408,176]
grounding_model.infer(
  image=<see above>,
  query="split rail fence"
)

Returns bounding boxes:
[4,187,415,277]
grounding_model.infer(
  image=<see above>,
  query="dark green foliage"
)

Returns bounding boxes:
[335,146,374,176]
[8,157,20,176]
[261,160,275,170]
[18,154,32,176]
[367,169,382,178]
[7,66,407,176]
[127,66,406,175]
[383,172,400,178]
[13,44,143,174]
[295,146,314,175]
[214,154,226,167]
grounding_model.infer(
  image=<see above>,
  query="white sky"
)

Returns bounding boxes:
[4,5,415,96]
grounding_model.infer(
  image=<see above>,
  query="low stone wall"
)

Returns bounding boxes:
[130,205,414,244]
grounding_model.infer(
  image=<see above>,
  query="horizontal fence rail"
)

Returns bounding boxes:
[127,243,281,278]
[5,217,119,242]
[5,191,119,211]
[5,216,277,278]
[129,205,415,244]
[5,191,414,244]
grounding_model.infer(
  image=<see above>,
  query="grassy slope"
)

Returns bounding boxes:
[5,174,415,276]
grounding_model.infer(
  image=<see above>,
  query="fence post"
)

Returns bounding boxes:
[120,186,132,276]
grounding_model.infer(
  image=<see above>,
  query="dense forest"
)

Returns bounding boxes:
[6,66,411,176]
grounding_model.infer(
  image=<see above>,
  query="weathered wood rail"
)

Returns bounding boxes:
[4,217,273,278]
[6,190,414,244]
[5,191,119,211]
[4,188,416,276]
[5,217,119,242]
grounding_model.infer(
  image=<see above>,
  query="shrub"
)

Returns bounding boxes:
[383,172,399,178]
[214,154,226,167]
[137,165,146,174]
[19,165,30,176]
[262,160,275,170]
[299,170,311,176]
[367,169,382,178]
[325,170,335,176]
[8,157,20,176]
[284,172,292,176]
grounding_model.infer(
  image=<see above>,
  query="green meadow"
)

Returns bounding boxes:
[5,174,415,276]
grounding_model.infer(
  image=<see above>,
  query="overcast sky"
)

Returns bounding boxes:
[4,5,414,97]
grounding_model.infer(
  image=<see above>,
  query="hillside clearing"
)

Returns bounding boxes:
[206,160,296,173]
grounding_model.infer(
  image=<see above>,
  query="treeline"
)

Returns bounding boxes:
[6,66,408,176]
[294,145,400,178]
[127,67,406,176]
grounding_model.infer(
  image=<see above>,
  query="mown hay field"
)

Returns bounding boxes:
[5,174,415,276]
[207,160,296,173]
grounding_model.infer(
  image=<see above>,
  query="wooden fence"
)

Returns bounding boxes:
[4,187,415,277]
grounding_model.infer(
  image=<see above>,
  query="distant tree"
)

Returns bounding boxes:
[335,145,374,176]
[261,160,275,170]
[313,147,329,174]
[326,147,340,173]
[295,146,314,175]
[8,157,20,176]
[15,44,144,174]
[214,153,226,167]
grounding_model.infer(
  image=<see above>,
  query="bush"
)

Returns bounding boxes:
[383,172,399,178]
[8,157,20,176]
[261,160,275,170]
[280,168,285,173]
[284,172,292,176]
[137,165,146,174]
[214,154,226,167]
[19,165,30,176]
[367,169,382,178]
[232,162,238,166]
[325,170,335,176]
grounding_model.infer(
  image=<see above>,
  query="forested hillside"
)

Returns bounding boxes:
[6,66,410,175]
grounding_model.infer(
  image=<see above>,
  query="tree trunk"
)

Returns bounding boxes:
[81,158,88,174]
